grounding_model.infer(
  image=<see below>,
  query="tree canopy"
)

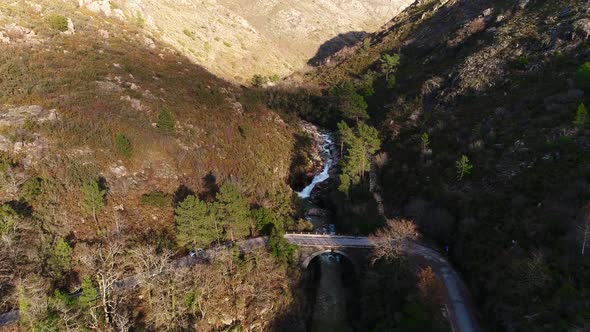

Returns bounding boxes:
[175,195,217,248]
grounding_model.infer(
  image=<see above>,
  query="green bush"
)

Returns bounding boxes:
[0,204,18,236]
[238,124,251,138]
[48,15,68,32]
[21,177,43,203]
[157,108,176,135]
[114,133,132,158]
[251,74,268,88]
[140,192,171,208]
[575,62,590,89]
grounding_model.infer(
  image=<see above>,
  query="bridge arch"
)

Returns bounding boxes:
[301,249,359,273]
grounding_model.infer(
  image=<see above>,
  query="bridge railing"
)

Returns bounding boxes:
[284,231,367,238]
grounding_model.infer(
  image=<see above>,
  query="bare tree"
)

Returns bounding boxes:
[0,167,25,201]
[369,219,418,263]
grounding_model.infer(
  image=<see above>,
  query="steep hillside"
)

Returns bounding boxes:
[78,0,414,82]
[0,1,308,330]
[300,0,590,330]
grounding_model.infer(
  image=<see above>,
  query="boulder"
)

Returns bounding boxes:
[573,19,590,40]
[79,0,112,17]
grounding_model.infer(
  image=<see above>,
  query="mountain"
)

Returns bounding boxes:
[0,1,306,329]
[77,0,414,82]
[300,0,590,330]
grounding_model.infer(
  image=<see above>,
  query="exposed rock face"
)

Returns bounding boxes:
[1,23,38,44]
[0,105,58,127]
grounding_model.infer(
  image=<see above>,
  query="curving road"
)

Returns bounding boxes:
[0,234,480,332]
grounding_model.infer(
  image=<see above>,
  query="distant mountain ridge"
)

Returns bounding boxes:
[79,0,415,82]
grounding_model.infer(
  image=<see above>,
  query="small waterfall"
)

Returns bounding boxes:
[297,133,335,199]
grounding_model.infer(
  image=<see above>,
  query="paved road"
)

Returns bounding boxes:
[0,235,480,332]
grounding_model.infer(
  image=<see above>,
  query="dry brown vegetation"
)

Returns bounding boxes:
[0,1,305,330]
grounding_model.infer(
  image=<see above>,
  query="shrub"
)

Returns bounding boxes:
[135,11,145,28]
[516,56,529,70]
[21,177,43,203]
[182,29,195,39]
[238,124,251,138]
[575,62,590,90]
[140,192,171,208]
[114,133,132,158]
[0,204,18,236]
[251,74,268,88]
[157,108,176,135]
[48,15,68,32]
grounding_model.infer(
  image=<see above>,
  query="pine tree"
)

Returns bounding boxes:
[157,108,176,135]
[81,180,106,222]
[573,103,588,127]
[337,121,381,186]
[47,238,72,277]
[214,183,251,241]
[175,195,216,248]
[456,155,473,181]
[330,82,369,122]
[421,133,430,152]
[79,275,98,309]
[380,53,400,88]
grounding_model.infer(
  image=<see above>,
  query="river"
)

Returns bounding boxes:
[296,126,355,332]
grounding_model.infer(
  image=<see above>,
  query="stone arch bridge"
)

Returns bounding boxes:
[277,233,481,332]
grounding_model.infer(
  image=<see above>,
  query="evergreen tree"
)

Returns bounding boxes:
[175,195,216,248]
[421,133,430,152]
[81,180,106,222]
[380,53,400,81]
[337,121,381,186]
[359,70,376,97]
[330,81,369,122]
[214,183,251,241]
[79,275,98,309]
[573,103,588,127]
[380,53,400,88]
[267,227,296,265]
[253,207,283,235]
[575,62,590,90]
[157,108,176,135]
[456,155,473,181]
[115,133,132,158]
[47,238,72,278]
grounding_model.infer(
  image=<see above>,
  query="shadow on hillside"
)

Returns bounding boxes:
[199,172,219,202]
[307,31,370,66]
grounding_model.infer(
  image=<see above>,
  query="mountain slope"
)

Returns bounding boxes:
[0,2,305,329]
[78,0,414,82]
[303,0,590,330]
